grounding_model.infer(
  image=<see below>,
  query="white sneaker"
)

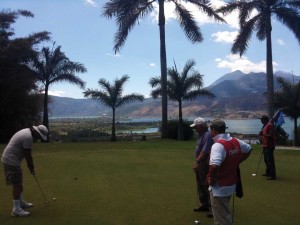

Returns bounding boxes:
[11,208,30,217]
[21,201,33,208]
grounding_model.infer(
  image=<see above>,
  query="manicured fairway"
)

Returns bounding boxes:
[0,140,299,225]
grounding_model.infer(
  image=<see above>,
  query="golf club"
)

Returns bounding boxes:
[252,150,263,176]
[194,174,201,225]
[33,174,49,204]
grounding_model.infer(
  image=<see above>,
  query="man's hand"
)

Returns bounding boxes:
[30,168,35,175]
[193,161,199,172]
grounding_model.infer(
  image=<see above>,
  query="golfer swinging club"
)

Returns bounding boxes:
[1,125,48,217]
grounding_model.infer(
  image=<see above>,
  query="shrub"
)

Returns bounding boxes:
[161,120,194,140]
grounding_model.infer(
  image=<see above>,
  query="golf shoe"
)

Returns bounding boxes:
[11,208,30,217]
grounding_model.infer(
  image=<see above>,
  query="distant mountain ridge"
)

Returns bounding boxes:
[49,71,300,119]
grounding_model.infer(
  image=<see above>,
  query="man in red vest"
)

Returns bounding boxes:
[207,119,251,225]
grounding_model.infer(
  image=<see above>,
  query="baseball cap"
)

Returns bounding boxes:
[258,114,269,120]
[33,125,49,140]
[210,119,227,129]
[190,117,206,128]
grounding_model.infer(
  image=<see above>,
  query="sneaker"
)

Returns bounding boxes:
[21,201,33,208]
[11,208,30,217]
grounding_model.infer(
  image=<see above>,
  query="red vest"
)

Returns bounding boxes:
[216,138,243,186]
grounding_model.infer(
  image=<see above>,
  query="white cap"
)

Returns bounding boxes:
[190,117,206,127]
[33,125,49,140]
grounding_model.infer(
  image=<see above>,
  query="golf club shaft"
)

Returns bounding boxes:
[33,175,48,203]
[255,150,264,174]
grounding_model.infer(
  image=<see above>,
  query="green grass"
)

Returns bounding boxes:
[0,140,299,225]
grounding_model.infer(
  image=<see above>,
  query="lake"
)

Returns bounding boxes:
[122,117,295,139]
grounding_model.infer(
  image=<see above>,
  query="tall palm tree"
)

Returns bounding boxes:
[84,75,144,142]
[274,77,300,146]
[102,0,225,138]
[217,0,300,118]
[149,59,214,140]
[32,44,87,140]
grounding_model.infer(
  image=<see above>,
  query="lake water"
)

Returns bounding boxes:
[123,117,295,139]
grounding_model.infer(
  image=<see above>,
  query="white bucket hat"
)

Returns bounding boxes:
[33,125,49,140]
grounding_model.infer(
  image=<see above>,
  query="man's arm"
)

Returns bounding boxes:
[194,151,209,171]
[240,151,251,163]
[208,164,219,186]
[23,149,35,174]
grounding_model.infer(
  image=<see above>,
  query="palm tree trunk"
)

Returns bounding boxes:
[43,84,49,142]
[111,108,116,142]
[158,0,168,139]
[293,117,298,146]
[266,12,274,118]
[178,100,183,140]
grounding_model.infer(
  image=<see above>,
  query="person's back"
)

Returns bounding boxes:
[1,128,32,166]
[208,119,251,225]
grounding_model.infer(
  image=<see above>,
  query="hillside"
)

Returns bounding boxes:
[49,71,300,119]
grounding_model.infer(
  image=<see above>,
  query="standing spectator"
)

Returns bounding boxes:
[190,117,214,217]
[208,119,251,225]
[259,114,276,180]
[1,125,48,217]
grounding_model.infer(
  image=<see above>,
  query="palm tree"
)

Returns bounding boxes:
[102,0,225,138]
[217,0,300,118]
[149,59,214,140]
[274,77,300,146]
[32,44,87,140]
[83,75,144,142]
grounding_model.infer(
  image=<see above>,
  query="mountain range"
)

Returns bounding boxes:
[48,70,300,119]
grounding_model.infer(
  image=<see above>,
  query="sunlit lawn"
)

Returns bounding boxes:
[0,140,299,225]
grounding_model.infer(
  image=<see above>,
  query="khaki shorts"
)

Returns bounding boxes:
[3,164,23,186]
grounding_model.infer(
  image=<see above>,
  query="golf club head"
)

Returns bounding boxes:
[194,220,201,224]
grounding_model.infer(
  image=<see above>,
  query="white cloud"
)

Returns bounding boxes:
[45,90,66,97]
[83,0,99,7]
[105,53,121,58]
[211,31,238,43]
[215,54,278,73]
[149,63,156,67]
[277,39,285,45]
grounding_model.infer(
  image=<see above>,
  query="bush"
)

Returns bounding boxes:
[276,126,289,145]
[161,120,194,140]
[50,129,110,142]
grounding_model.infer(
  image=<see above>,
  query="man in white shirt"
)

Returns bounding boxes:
[207,119,251,225]
[1,125,48,217]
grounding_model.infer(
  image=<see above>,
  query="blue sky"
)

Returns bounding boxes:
[2,0,300,99]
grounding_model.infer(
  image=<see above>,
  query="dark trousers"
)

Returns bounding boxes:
[195,163,210,209]
[263,147,276,178]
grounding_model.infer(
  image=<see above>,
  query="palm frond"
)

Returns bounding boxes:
[183,89,214,101]
[188,0,226,23]
[103,0,153,52]
[232,15,258,55]
[150,88,162,99]
[149,77,161,88]
[275,7,300,43]
[173,2,203,43]
[116,94,144,107]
